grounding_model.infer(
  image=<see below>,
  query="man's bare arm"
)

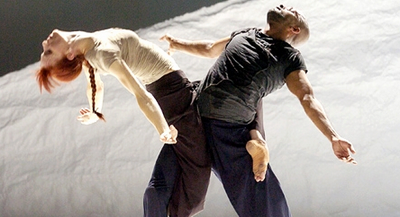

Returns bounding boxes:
[160,34,231,58]
[286,70,356,164]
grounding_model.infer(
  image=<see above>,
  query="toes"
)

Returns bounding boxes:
[254,164,267,182]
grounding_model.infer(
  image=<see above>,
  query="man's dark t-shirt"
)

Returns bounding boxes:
[197,28,307,124]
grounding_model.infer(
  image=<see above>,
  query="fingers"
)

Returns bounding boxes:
[77,114,88,122]
[342,140,356,155]
[164,139,177,144]
[349,145,356,154]
[167,49,175,56]
[78,108,90,120]
[159,34,175,55]
[77,108,97,125]
[159,34,167,41]
[169,125,178,142]
[161,136,177,144]
[159,125,178,144]
[169,125,177,133]
[79,108,90,115]
[335,139,357,164]
[337,147,357,164]
[159,34,172,41]
[339,155,357,165]
[343,144,356,164]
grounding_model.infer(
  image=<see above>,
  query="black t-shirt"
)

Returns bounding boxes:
[197,28,307,124]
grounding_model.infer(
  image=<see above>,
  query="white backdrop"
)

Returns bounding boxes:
[1,0,400,216]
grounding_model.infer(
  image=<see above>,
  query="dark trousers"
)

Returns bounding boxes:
[202,118,291,217]
[143,144,179,217]
[143,71,211,217]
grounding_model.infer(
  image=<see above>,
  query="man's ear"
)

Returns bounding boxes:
[291,26,301,35]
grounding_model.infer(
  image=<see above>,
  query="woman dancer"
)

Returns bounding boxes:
[36,28,210,216]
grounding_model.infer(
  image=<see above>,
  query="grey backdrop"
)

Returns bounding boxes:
[0,0,225,76]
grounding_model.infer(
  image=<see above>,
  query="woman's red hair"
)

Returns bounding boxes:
[36,54,105,121]
[36,54,85,93]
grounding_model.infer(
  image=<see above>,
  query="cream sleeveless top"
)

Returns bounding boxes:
[85,28,180,84]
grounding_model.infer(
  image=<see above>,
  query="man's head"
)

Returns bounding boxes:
[266,5,309,46]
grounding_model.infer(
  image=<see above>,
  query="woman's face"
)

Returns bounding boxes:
[40,29,69,68]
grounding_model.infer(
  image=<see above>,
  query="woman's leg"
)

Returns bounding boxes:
[143,144,180,217]
[168,105,211,217]
[146,71,211,217]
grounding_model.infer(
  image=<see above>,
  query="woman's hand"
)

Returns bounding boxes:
[160,125,178,144]
[77,108,99,125]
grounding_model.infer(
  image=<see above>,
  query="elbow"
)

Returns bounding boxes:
[207,52,221,59]
[299,93,314,107]
[302,93,314,101]
[97,81,104,92]
[202,43,221,58]
[205,49,219,58]
[87,80,104,94]
[137,92,156,111]
[201,51,221,59]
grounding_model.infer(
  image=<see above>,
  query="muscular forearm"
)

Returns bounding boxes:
[286,70,356,163]
[163,34,230,58]
[171,38,217,58]
[302,95,357,164]
[301,95,339,142]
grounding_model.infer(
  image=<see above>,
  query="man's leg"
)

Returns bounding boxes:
[202,118,291,217]
[143,144,179,217]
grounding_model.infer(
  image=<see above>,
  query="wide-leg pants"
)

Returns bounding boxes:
[202,117,291,217]
[143,71,211,217]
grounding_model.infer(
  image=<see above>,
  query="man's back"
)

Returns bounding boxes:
[197,28,307,124]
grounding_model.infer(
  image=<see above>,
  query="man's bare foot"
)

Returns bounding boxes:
[246,139,269,182]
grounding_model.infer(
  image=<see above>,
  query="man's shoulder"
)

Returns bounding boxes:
[231,27,261,37]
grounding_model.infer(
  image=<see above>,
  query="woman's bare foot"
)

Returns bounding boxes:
[246,139,269,182]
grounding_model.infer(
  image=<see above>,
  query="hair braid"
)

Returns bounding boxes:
[88,64,105,121]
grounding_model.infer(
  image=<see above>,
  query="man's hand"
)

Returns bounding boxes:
[159,34,177,55]
[332,137,357,164]
[77,108,99,125]
[160,125,178,144]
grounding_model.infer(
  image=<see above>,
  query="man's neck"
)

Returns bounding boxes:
[264,26,292,42]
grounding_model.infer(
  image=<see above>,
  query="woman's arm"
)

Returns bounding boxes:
[108,59,177,144]
[286,69,357,164]
[160,34,231,58]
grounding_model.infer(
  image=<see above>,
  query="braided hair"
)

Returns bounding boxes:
[86,63,105,121]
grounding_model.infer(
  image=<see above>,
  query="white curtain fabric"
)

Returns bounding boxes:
[1,0,399,216]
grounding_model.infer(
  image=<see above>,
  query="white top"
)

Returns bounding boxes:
[85,28,180,84]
